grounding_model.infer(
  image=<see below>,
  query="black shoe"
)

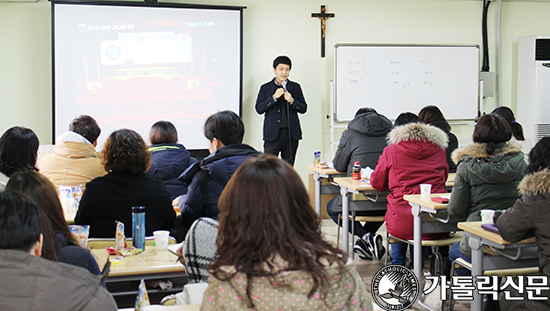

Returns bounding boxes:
[367,233,386,261]
[354,237,373,260]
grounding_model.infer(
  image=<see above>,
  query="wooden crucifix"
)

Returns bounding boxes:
[311,5,335,58]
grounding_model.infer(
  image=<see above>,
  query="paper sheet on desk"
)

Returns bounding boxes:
[361,166,374,180]
[168,242,184,255]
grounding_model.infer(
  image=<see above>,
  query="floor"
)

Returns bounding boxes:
[320,219,470,311]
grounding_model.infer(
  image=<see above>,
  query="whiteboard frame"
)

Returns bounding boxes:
[333,44,480,122]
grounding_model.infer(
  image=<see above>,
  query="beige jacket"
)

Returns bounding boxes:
[201,261,372,310]
[38,141,106,189]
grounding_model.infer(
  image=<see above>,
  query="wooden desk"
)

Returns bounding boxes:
[333,174,455,255]
[92,248,185,283]
[333,177,387,255]
[307,165,345,216]
[404,193,460,311]
[458,221,538,311]
[92,247,187,302]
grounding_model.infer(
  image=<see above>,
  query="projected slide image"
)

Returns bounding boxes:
[54,4,241,149]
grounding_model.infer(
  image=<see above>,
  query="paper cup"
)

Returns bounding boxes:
[481,209,495,224]
[153,230,170,250]
[420,184,432,198]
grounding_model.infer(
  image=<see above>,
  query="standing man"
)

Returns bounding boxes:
[256,56,307,166]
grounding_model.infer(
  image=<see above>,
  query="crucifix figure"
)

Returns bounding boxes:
[311,5,335,58]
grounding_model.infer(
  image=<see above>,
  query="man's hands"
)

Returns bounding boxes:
[274,88,293,103]
[274,88,285,99]
[284,92,293,103]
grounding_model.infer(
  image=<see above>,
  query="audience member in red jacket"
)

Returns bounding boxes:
[371,112,449,267]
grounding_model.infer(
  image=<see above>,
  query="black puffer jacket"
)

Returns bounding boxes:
[179,144,259,229]
[146,144,197,200]
[332,111,392,175]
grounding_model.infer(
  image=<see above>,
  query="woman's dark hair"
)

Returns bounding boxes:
[0,191,57,261]
[204,111,244,146]
[149,121,178,145]
[102,129,151,173]
[6,171,78,254]
[419,105,450,128]
[473,113,512,155]
[69,115,101,144]
[355,107,377,118]
[394,112,422,126]
[526,136,550,175]
[0,126,39,177]
[212,154,348,308]
[491,106,525,141]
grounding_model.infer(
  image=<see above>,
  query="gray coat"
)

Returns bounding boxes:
[332,111,392,175]
[0,249,116,311]
[447,141,526,256]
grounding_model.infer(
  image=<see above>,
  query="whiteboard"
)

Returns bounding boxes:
[334,44,479,122]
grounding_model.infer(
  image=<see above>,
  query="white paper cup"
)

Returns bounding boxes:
[153,230,170,250]
[481,209,495,224]
[420,184,432,198]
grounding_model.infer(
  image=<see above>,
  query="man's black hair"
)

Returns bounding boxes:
[69,115,101,144]
[0,191,42,252]
[273,56,292,70]
[204,111,244,146]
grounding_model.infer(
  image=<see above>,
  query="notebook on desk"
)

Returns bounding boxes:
[431,196,450,204]
[481,223,500,234]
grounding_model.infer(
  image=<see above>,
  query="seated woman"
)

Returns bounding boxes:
[495,136,550,310]
[146,121,197,200]
[370,112,449,267]
[419,105,459,172]
[0,126,39,190]
[492,106,531,159]
[495,137,550,311]
[447,113,527,275]
[202,154,371,310]
[6,171,100,274]
[75,129,176,238]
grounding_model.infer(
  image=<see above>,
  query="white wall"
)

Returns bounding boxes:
[1,0,550,182]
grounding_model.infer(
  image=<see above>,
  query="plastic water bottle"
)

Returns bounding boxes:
[132,206,146,250]
[352,161,361,180]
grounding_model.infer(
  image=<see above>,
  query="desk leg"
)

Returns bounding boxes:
[410,203,423,286]
[469,236,483,311]
[341,186,350,255]
[313,172,321,216]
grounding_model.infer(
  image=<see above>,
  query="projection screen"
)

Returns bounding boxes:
[52,1,244,151]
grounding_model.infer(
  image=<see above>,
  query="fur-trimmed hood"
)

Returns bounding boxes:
[519,168,550,195]
[387,122,448,148]
[451,141,522,165]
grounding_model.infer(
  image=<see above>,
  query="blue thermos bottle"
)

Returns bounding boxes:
[132,206,146,250]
